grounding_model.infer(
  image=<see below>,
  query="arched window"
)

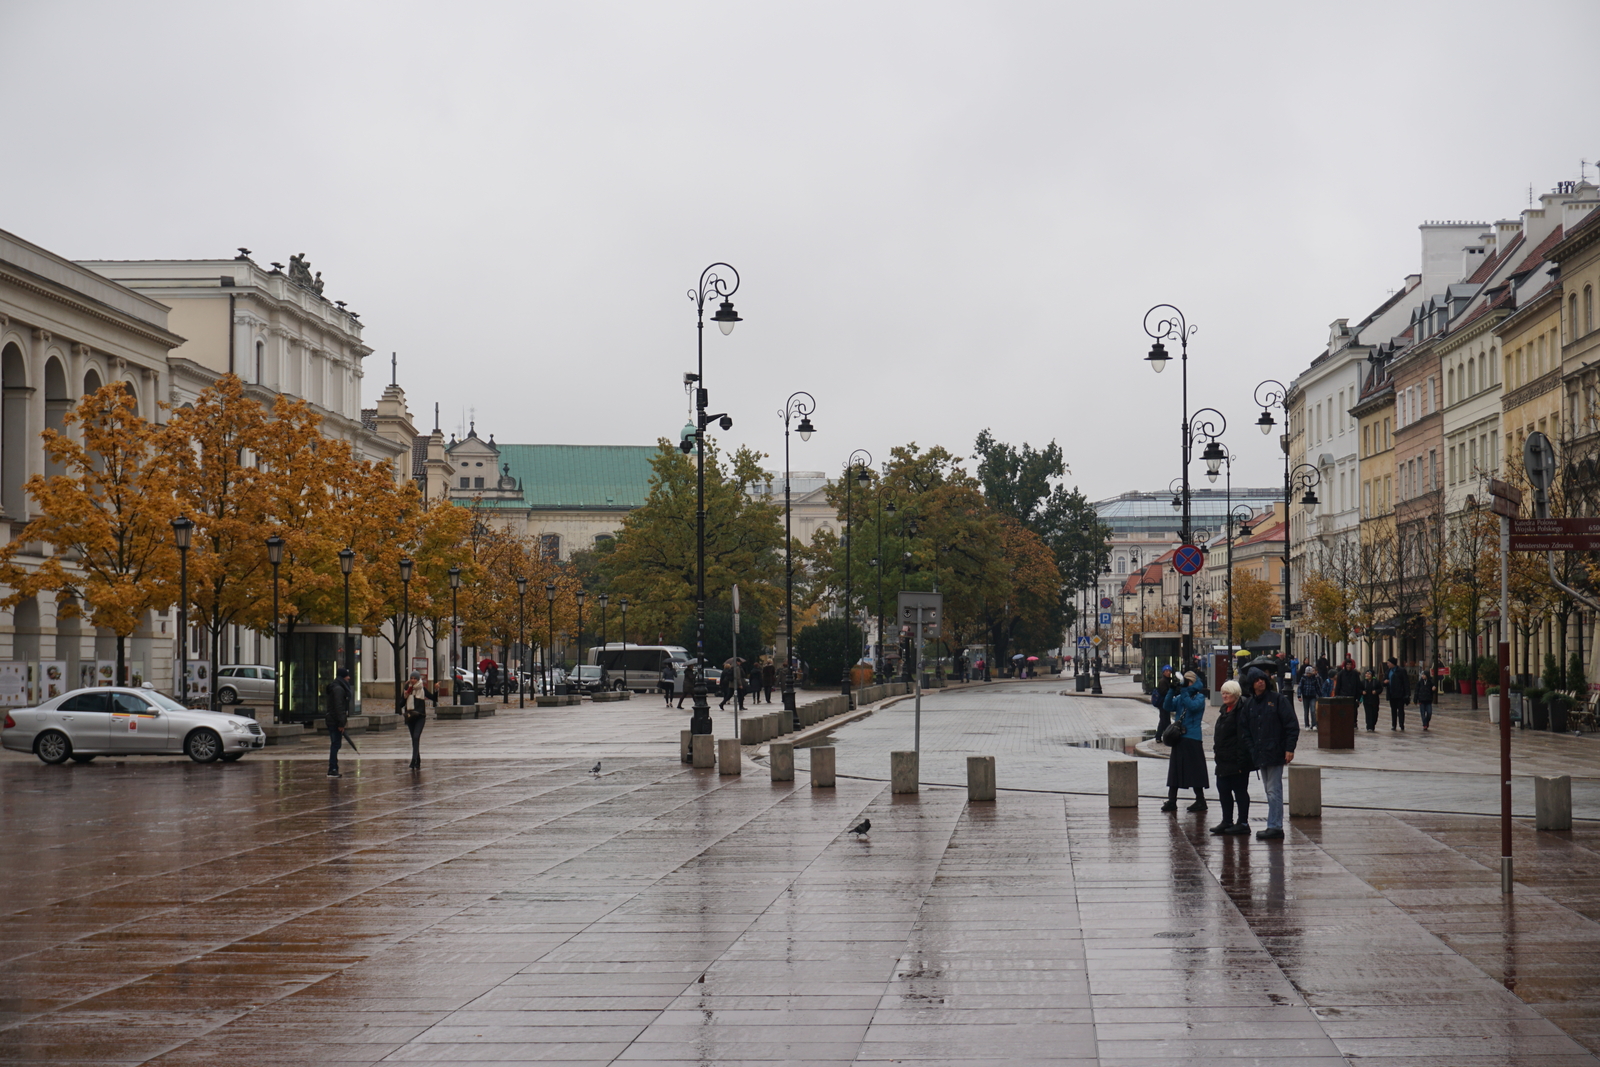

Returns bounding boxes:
[1116,556,1126,574]
[1467,358,1475,394]
[1586,285,1594,336]
[1446,368,1454,404]
[255,340,264,383]
[1572,294,1581,341]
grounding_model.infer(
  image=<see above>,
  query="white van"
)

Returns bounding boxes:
[587,644,690,693]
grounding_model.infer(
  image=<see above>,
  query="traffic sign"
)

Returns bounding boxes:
[1179,577,1194,608]
[1075,635,1092,648]
[1099,612,1112,625]
[1090,635,1102,647]
[1099,597,1113,610]
[1172,544,1204,575]
[1524,431,1556,492]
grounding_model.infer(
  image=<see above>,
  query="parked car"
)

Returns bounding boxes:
[1,686,267,764]
[215,664,277,705]
[566,665,621,694]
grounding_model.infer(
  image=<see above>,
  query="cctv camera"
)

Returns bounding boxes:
[719,415,733,431]
[683,372,700,384]
[679,436,695,454]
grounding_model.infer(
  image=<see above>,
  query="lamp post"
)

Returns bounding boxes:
[575,589,586,696]
[339,548,355,696]
[778,391,814,725]
[398,557,413,714]
[516,576,527,708]
[1226,504,1255,671]
[171,516,192,703]
[545,580,556,695]
[1254,378,1296,658]
[619,596,628,683]
[448,566,461,697]
[842,450,871,708]
[266,536,284,722]
[597,592,609,688]
[878,494,894,679]
[1144,304,1228,671]
[682,263,742,743]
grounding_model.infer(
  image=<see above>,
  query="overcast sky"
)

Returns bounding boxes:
[5,1,1597,501]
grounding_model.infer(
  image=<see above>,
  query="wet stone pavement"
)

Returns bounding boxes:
[1,688,1598,1065]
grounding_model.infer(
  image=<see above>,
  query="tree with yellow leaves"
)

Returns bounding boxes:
[0,385,180,685]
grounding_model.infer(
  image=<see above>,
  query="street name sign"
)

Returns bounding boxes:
[1172,544,1204,576]
[1511,535,1600,552]
[1510,518,1600,535]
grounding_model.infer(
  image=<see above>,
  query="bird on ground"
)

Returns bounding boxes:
[848,818,871,838]
[590,761,602,776]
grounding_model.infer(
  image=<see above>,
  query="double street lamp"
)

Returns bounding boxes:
[170,516,192,704]
[266,536,284,722]
[842,451,872,708]
[1143,303,1226,669]
[516,576,527,708]
[778,391,815,725]
[683,263,742,744]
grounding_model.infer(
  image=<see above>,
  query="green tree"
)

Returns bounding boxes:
[794,617,863,685]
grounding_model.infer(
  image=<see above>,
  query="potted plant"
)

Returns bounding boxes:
[1549,692,1572,732]
[1529,687,1550,730]
[1522,687,1543,727]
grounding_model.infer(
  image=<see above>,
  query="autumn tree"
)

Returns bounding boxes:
[1222,570,1278,648]
[0,385,179,683]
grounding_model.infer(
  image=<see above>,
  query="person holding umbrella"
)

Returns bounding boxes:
[1012,652,1026,678]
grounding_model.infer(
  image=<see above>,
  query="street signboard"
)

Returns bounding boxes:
[1099,612,1112,625]
[1510,518,1600,535]
[1090,635,1102,647]
[1172,544,1205,576]
[1511,535,1600,552]
[897,591,943,635]
[1099,597,1113,610]
[1179,577,1194,608]
[1075,635,1092,648]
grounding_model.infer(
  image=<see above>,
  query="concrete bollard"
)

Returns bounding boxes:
[1107,759,1139,808]
[1536,775,1572,831]
[891,750,919,794]
[718,738,742,775]
[1288,763,1321,818]
[770,742,794,782]
[740,717,760,745]
[773,710,788,736]
[967,755,996,802]
[811,745,836,788]
[681,729,692,764]
[763,712,777,740]
[691,733,716,769]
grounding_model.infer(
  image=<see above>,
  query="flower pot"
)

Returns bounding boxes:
[1440,679,1455,694]
[1550,702,1570,732]
[1531,700,1549,730]
[1476,680,1488,698]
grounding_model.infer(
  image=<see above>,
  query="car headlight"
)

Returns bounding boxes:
[227,720,248,731]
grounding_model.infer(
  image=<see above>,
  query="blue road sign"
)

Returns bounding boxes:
[1099,612,1113,625]
[1075,636,1092,648]
[1173,544,1205,575]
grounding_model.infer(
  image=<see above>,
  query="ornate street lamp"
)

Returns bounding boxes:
[448,566,462,697]
[619,596,628,684]
[575,588,586,698]
[516,576,527,708]
[597,592,610,688]
[877,495,895,680]
[683,263,741,745]
[1226,502,1254,669]
[397,557,414,713]
[339,548,355,694]
[545,580,557,695]
[170,516,192,704]
[1254,378,1294,657]
[778,391,816,725]
[266,535,284,722]
[842,450,872,708]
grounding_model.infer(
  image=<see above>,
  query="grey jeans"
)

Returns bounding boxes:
[1260,763,1285,829]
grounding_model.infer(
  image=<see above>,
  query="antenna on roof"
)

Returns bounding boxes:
[1582,159,1591,183]
[391,352,397,386]
[434,403,440,433]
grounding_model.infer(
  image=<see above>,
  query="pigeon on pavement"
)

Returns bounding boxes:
[848,818,871,838]
[590,761,602,776]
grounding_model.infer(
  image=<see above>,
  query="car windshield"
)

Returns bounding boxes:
[142,691,189,713]
[574,667,601,678]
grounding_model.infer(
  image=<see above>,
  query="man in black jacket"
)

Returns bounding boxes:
[1241,667,1299,840]
[1385,658,1409,731]
[325,668,352,779]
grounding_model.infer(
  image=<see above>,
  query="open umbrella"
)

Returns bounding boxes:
[1026,656,1039,662]
[1012,653,1025,660]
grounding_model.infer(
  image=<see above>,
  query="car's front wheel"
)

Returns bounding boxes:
[36,730,72,765]
[217,686,239,705]
[185,729,223,763]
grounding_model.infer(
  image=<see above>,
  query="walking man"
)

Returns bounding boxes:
[325,667,352,779]
[1241,666,1299,841]
[1385,657,1410,731]
[1297,665,1320,730]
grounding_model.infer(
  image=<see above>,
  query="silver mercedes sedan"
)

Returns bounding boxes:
[1,686,266,764]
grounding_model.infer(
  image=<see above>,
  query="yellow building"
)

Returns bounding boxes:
[1352,355,1396,667]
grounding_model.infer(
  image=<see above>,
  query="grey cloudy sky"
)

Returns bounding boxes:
[4,1,1597,501]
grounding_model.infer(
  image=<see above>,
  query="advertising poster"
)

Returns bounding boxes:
[39,661,67,701]
[182,660,211,705]
[0,664,28,707]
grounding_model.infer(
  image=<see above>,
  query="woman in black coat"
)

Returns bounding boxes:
[1210,679,1253,835]
[1360,668,1383,731]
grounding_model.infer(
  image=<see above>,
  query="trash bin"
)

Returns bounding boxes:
[1075,674,1089,692]
[1317,696,1355,750]
[459,683,477,706]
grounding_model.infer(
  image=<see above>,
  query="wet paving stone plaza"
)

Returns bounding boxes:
[2,682,1598,1065]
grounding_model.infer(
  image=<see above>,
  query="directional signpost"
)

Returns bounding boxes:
[897,591,943,759]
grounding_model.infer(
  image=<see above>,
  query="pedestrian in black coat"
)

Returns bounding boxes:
[324,668,352,779]
[1210,679,1254,835]
[1360,669,1383,731]
[1385,658,1409,731]
[1240,667,1299,840]
[1335,660,1363,699]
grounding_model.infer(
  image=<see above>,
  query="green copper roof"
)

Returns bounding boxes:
[478,444,658,510]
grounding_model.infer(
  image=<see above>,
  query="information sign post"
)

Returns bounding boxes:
[897,591,943,757]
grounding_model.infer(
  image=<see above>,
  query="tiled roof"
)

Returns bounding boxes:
[1235,520,1285,548]
[1465,233,1522,285]
[472,444,659,510]
[1509,225,1564,276]
[411,438,428,478]
[360,408,377,431]
[1455,284,1514,330]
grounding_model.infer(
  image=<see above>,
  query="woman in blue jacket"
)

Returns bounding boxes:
[1160,671,1210,812]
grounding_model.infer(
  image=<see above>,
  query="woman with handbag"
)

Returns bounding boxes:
[1160,671,1210,812]
[402,671,427,771]
[1210,679,1254,835]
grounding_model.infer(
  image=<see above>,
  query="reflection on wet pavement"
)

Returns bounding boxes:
[2,731,1597,1063]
